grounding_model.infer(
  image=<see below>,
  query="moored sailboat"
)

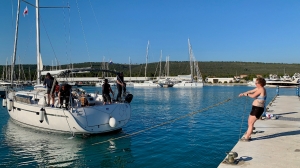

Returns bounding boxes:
[173,39,204,88]
[4,0,133,135]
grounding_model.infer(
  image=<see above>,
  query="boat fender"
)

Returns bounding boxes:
[7,99,13,111]
[2,98,7,107]
[40,108,45,123]
[109,117,117,128]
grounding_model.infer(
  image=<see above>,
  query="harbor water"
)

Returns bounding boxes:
[0,86,297,167]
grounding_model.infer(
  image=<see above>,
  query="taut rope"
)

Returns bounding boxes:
[92,98,232,145]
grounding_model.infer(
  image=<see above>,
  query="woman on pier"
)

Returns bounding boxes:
[239,77,267,141]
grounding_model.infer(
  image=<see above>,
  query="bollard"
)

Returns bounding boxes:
[276,85,279,96]
[297,85,299,97]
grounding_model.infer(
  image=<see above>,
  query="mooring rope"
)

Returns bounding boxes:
[238,97,248,140]
[92,98,232,145]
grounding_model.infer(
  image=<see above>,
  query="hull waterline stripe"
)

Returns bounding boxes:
[13,107,68,118]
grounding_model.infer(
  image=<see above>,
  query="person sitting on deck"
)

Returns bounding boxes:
[58,84,71,109]
[102,79,114,105]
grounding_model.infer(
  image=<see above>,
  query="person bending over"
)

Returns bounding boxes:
[59,84,71,109]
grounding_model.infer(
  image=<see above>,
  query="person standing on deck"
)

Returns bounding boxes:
[43,73,55,107]
[102,79,114,105]
[238,77,267,142]
[116,72,126,101]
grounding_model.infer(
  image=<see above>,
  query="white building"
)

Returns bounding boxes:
[206,77,235,83]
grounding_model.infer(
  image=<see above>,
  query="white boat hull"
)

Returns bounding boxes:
[5,89,131,134]
[266,80,299,88]
[133,81,160,87]
[173,82,204,87]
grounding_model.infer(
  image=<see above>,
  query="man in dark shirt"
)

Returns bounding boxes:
[116,72,126,101]
[102,79,114,105]
[58,83,71,109]
[43,73,55,107]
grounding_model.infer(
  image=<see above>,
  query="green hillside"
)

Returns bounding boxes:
[1,61,300,80]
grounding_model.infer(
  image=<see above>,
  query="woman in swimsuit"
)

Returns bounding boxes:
[238,77,267,141]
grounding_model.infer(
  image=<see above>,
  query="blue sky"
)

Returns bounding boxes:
[1,0,300,66]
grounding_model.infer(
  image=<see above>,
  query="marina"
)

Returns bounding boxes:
[0,85,298,167]
[1,0,300,167]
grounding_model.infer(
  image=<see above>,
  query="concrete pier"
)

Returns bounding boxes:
[218,96,300,168]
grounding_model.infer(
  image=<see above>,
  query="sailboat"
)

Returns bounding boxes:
[3,0,133,135]
[133,41,161,87]
[173,39,204,87]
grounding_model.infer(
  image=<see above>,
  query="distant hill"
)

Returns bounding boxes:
[1,61,300,80]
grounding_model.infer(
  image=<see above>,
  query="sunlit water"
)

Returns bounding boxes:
[0,86,297,167]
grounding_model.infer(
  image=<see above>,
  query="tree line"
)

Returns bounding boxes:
[1,61,300,81]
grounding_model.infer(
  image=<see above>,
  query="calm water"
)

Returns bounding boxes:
[0,86,297,167]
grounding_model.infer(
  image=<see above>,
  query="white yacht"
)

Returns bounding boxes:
[266,74,299,87]
[4,0,133,135]
[173,80,204,87]
[173,39,204,88]
[133,41,161,88]
[133,81,161,87]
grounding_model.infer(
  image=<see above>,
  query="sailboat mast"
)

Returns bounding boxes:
[6,58,8,80]
[159,50,162,79]
[29,66,31,82]
[2,66,4,80]
[188,38,193,82]
[129,57,132,82]
[18,56,21,83]
[36,0,41,84]
[11,0,21,86]
[145,40,149,80]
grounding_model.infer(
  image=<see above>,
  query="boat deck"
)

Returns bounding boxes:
[218,96,300,168]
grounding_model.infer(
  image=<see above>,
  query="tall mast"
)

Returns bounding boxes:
[145,40,149,80]
[159,50,162,79]
[36,0,41,84]
[1,66,4,80]
[18,56,21,83]
[188,38,193,82]
[129,57,131,82]
[6,58,8,80]
[29,66,31,82]
[11,0,21,86]
[167,55,170,77]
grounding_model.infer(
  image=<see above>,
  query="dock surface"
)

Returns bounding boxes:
[218,96,300,168]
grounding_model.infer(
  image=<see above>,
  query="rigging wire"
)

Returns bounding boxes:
[92,98,232,145]
[62,0,71,68]
[238,97,248,139]
[88,0,101,30]
[40,18,60,69]
[75,0,92,67]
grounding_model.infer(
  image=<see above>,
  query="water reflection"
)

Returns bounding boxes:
[2,119,133,167]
